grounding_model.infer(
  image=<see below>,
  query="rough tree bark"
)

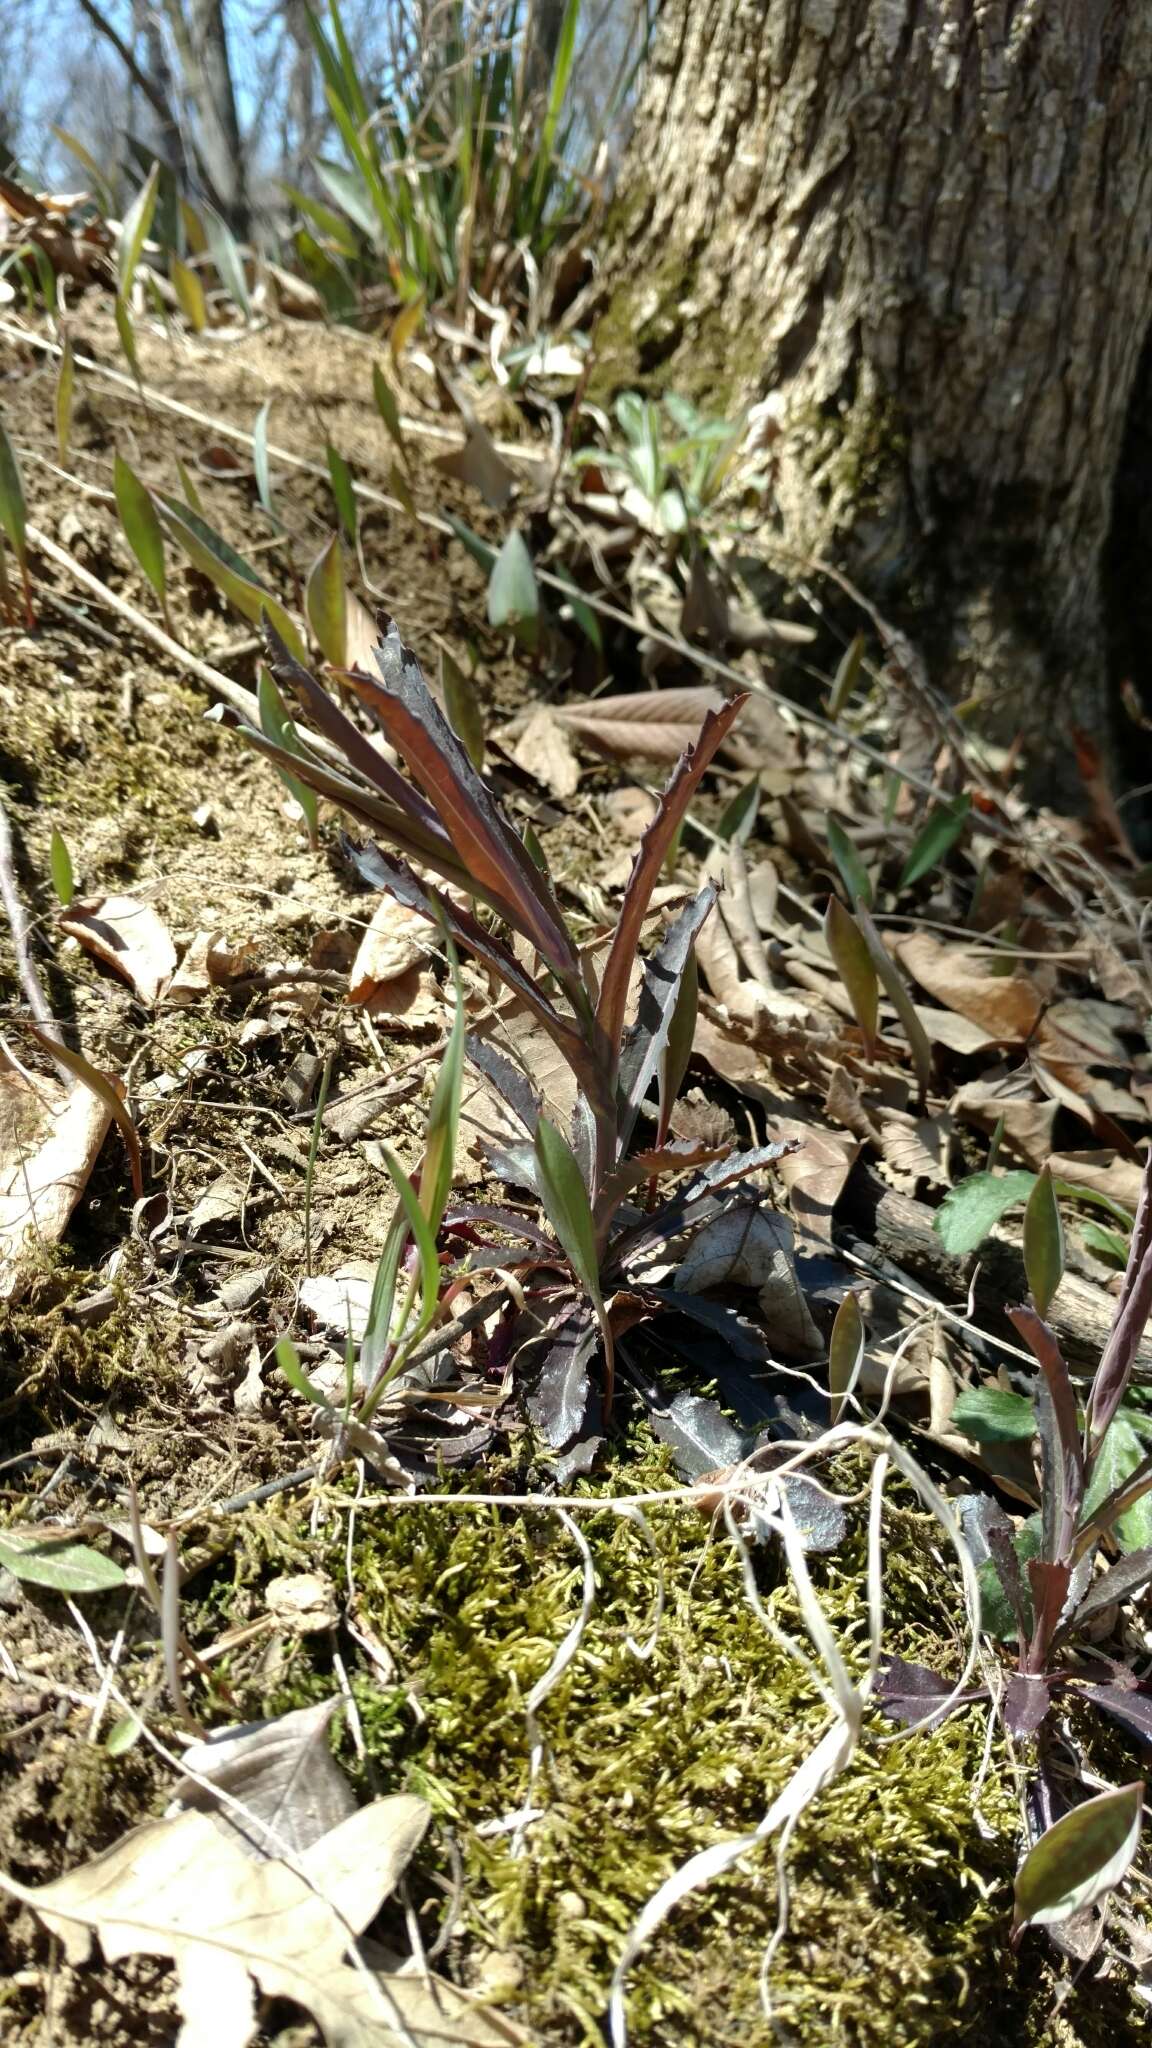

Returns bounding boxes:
[594,0,1152,801]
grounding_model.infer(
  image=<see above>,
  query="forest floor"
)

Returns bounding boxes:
[2,301,1152,2048]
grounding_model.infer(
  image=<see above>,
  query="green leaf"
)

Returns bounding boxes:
[253,400,275,522]
[114,293,139,379]
[951,1387,1036,1443]
[487,529,540,648]
[1024,1164,1065,1318]
[257,666,319,843]
[827,632,866,718]
[377,1147,443,1350]
[933,1170,1036,1256]
[315,155,381,240]
[204,207,251,317]
[899,795,971,889]
[49,825,74,908]
[716,777,760,845]
[1013,1782,1143,1932]
[828,1291,864,1426]
[326,444,357,542]
[105,1711,143,1755]
[305,533,347,667]
[658,946,698,1140]
[160,499,307,662]
[113,455,167,617]
[977,1514,1042,1640]
[171,255,207,332]
[275,1335,332,1409]
[1082,1221,1130,1267]
[534,1117,602,1314]
[826,815,873,909]
[52,125,115,213]
[552,566,602,651]
[823,895,878,1059]
[55,331,75,465]
[174,457,203,517]
[0,406,27,560]
[0,1534,125,1595]
[446,513,497,573]
[371,363,407,463]
[439,646,484,769]
[417,943,464,1238]
[1083,1415,1152,1553]
[118,160,160,296]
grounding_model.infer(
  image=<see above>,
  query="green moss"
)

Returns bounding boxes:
[201,1432,1148,2046]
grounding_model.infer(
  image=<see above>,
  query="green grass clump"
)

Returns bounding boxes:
[215,1430,1141,2046]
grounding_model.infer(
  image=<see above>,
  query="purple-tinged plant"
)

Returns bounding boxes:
[224,616,795,1444]
[881,1156,1152,1947]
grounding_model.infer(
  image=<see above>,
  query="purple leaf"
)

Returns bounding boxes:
[349,618,581,981]
[1089,1152,1152,1451]
[1077,1680,1152,1747]
[597,696,747,1060]
[617,884,716,1151]
[524,1301,599,1449]
[1069,1547,1152,1631]
[464,1034,541,1138]
[876,1657,974,1728]
[1008,1305,1084,1560]
[631,1287,769,1363]
[612,1141,799,1266]
[646,1389,747,1481]
[442,1201,551,1245]
[1005,1673,1052,1738]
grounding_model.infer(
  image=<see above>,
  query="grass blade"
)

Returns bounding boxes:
[119,160,160,297]
[305,533,347,667]
[822,895,878,1059]
[49,825,74,908]
[55,332,75,465]
[325,444,357,543]
[114,454,168,625]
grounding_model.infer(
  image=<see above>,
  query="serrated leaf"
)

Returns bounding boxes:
[1082,1414,1152,1553]
[659,944,698,1143]
[1014,1781,1143,1931]
[526,1302,598,1449]
[488,529,540,648]
[440,646,484,769]
[822,895,878,1058]
[305,534,346,668]
[55,332,75,464]
[1025,1164,1065,1318]
[826,815,872,908]
[933,1170,1036,1255]
[0,1534,125,1594]
[118,160,159,295]
[49,825,74,907]
[899,795,971,889]
[828,1291,864,1425]
[170,255,207,332]
[325,444,357,542]
[951,1387,1036,1443]
[113,454,167,617]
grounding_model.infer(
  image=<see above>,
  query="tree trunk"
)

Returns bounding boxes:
[593,0,1152,804]
[163,0,250,235]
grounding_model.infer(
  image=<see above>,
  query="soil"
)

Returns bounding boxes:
[1,306,1150,2048]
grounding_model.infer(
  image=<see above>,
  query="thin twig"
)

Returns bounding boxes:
[0,792,68,1066]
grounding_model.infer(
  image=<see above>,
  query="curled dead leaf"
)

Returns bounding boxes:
[61,893,177,1005]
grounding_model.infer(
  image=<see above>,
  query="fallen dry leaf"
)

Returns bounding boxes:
[434,418,516,509]
[166,930,261,1006]
[1,1069,111,1301]
[173,1698,357,1855]
[263,1575,340,1637]
[508,704,581,799]
[348,897,431,1000]
[895,931,1044,1044]
[0,1793,520,2048]
[62,894,177,1005]
[1049,1150,1149,1212]
[772,1117,859,1245]
[676,1204,821,1357]
[551,686,727,763]
[950,1072,1057,1165]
